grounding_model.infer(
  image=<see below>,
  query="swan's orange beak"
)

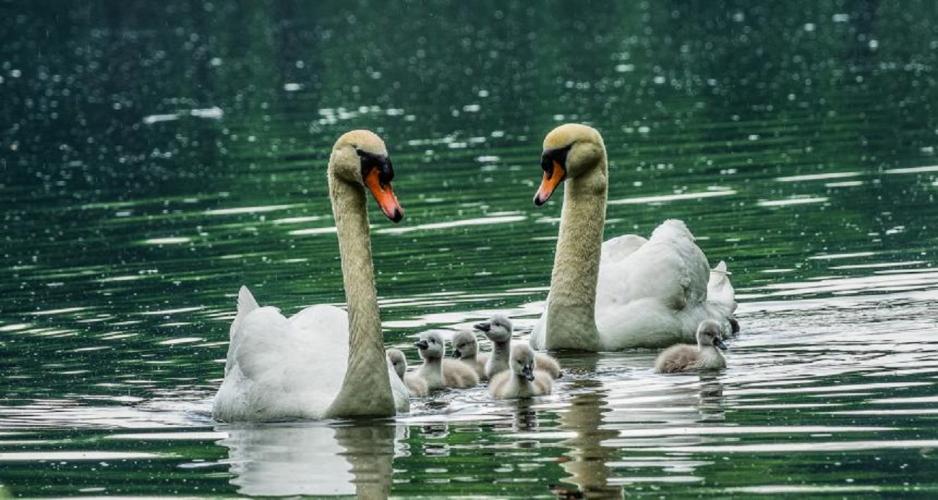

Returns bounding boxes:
[365,168,403,222]
[534,160,566,206]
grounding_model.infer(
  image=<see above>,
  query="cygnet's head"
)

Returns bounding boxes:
[473,313,512,343]
[534,123,606,206]
[414,331,445,360]
[451,331,478,359]
[329,130,403,222]
[696,320,727,350]
[509,344,537,381]
[386,348,407,379]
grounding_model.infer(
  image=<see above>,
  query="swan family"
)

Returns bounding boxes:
[213,125,738,422]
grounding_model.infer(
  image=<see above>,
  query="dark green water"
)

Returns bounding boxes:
[2,0,938,497]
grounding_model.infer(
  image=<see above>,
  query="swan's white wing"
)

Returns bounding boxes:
[600,234,648,264]
[213,304,349,422]
[596,219,709,312]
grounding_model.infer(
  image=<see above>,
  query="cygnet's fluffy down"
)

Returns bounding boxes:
[386,348,428,397]
[489,344,553,399]
[655,320,728,373]
[412,332,478,390]
[474,314,562,379]
[451,330,490,380]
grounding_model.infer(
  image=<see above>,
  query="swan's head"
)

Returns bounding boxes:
[330,129,404,222]
[414,331,445,360]
[451,331,478,360]
[473,314,512,343]
[534,123,605,206]
[386,348,407,379]
[510,344,537,381]
[696,320,727,350]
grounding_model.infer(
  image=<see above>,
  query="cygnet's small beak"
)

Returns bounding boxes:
[521,365,535,381]
[452,349,461,358]
[714,338,728,351]
[473,322,491,333]
[414,339,429,350]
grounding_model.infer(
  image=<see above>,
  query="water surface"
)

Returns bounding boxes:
[2,1,938,497]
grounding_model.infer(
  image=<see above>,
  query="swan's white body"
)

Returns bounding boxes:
[213,288,409,422]
[528,124,736,352]
[531,221,736,350]
[212,130,409,422]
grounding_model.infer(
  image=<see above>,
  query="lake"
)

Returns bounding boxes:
[2,0,938,497]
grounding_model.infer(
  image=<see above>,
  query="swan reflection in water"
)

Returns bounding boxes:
[217,420,402,497]
[551,353,727,497]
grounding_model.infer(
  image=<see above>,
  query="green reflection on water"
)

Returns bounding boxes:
[2,0,938,497]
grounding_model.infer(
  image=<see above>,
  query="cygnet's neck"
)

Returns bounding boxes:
[490,340,511,364]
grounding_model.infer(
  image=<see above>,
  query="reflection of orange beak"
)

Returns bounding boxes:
[533,160,566,206]
[364,168,404,222]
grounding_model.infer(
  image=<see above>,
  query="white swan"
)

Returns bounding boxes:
[489,344,553,399]
[213,130,410,422]
[474,314,562,379]
[529,124,737,351]
[655,319,727,373]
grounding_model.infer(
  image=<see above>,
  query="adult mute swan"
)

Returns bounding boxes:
[213,130,409,422]
[529,124,737,351]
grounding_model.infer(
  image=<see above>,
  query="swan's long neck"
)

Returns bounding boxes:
[326,171,395,418]
[545,155,607,351]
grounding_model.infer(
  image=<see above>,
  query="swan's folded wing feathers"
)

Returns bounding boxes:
[600,234,648,264]
[233,307,295,382]
[707,260,737,316]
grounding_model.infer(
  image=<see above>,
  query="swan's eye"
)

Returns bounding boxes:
[357,149,394,184]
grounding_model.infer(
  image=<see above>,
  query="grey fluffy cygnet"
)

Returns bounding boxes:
[386,348,428,397]
[474,314,562,380]
[451,330,489,380]
[413,331,478,390]
[489,344,553,399]
[654,320,728,373]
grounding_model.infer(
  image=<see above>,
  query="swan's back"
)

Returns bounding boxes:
[403,372,429,396]
[214,289,350,422]
[442,359,479,388]
[597,220,709,310]
[534,353,563,379]
[654,344,700,373]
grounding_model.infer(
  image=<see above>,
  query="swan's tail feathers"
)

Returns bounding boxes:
[601,234,648,263]
[713,260,729,274]
[706,261,737,316]
[238,286,260,314]
[229,286,260,342]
